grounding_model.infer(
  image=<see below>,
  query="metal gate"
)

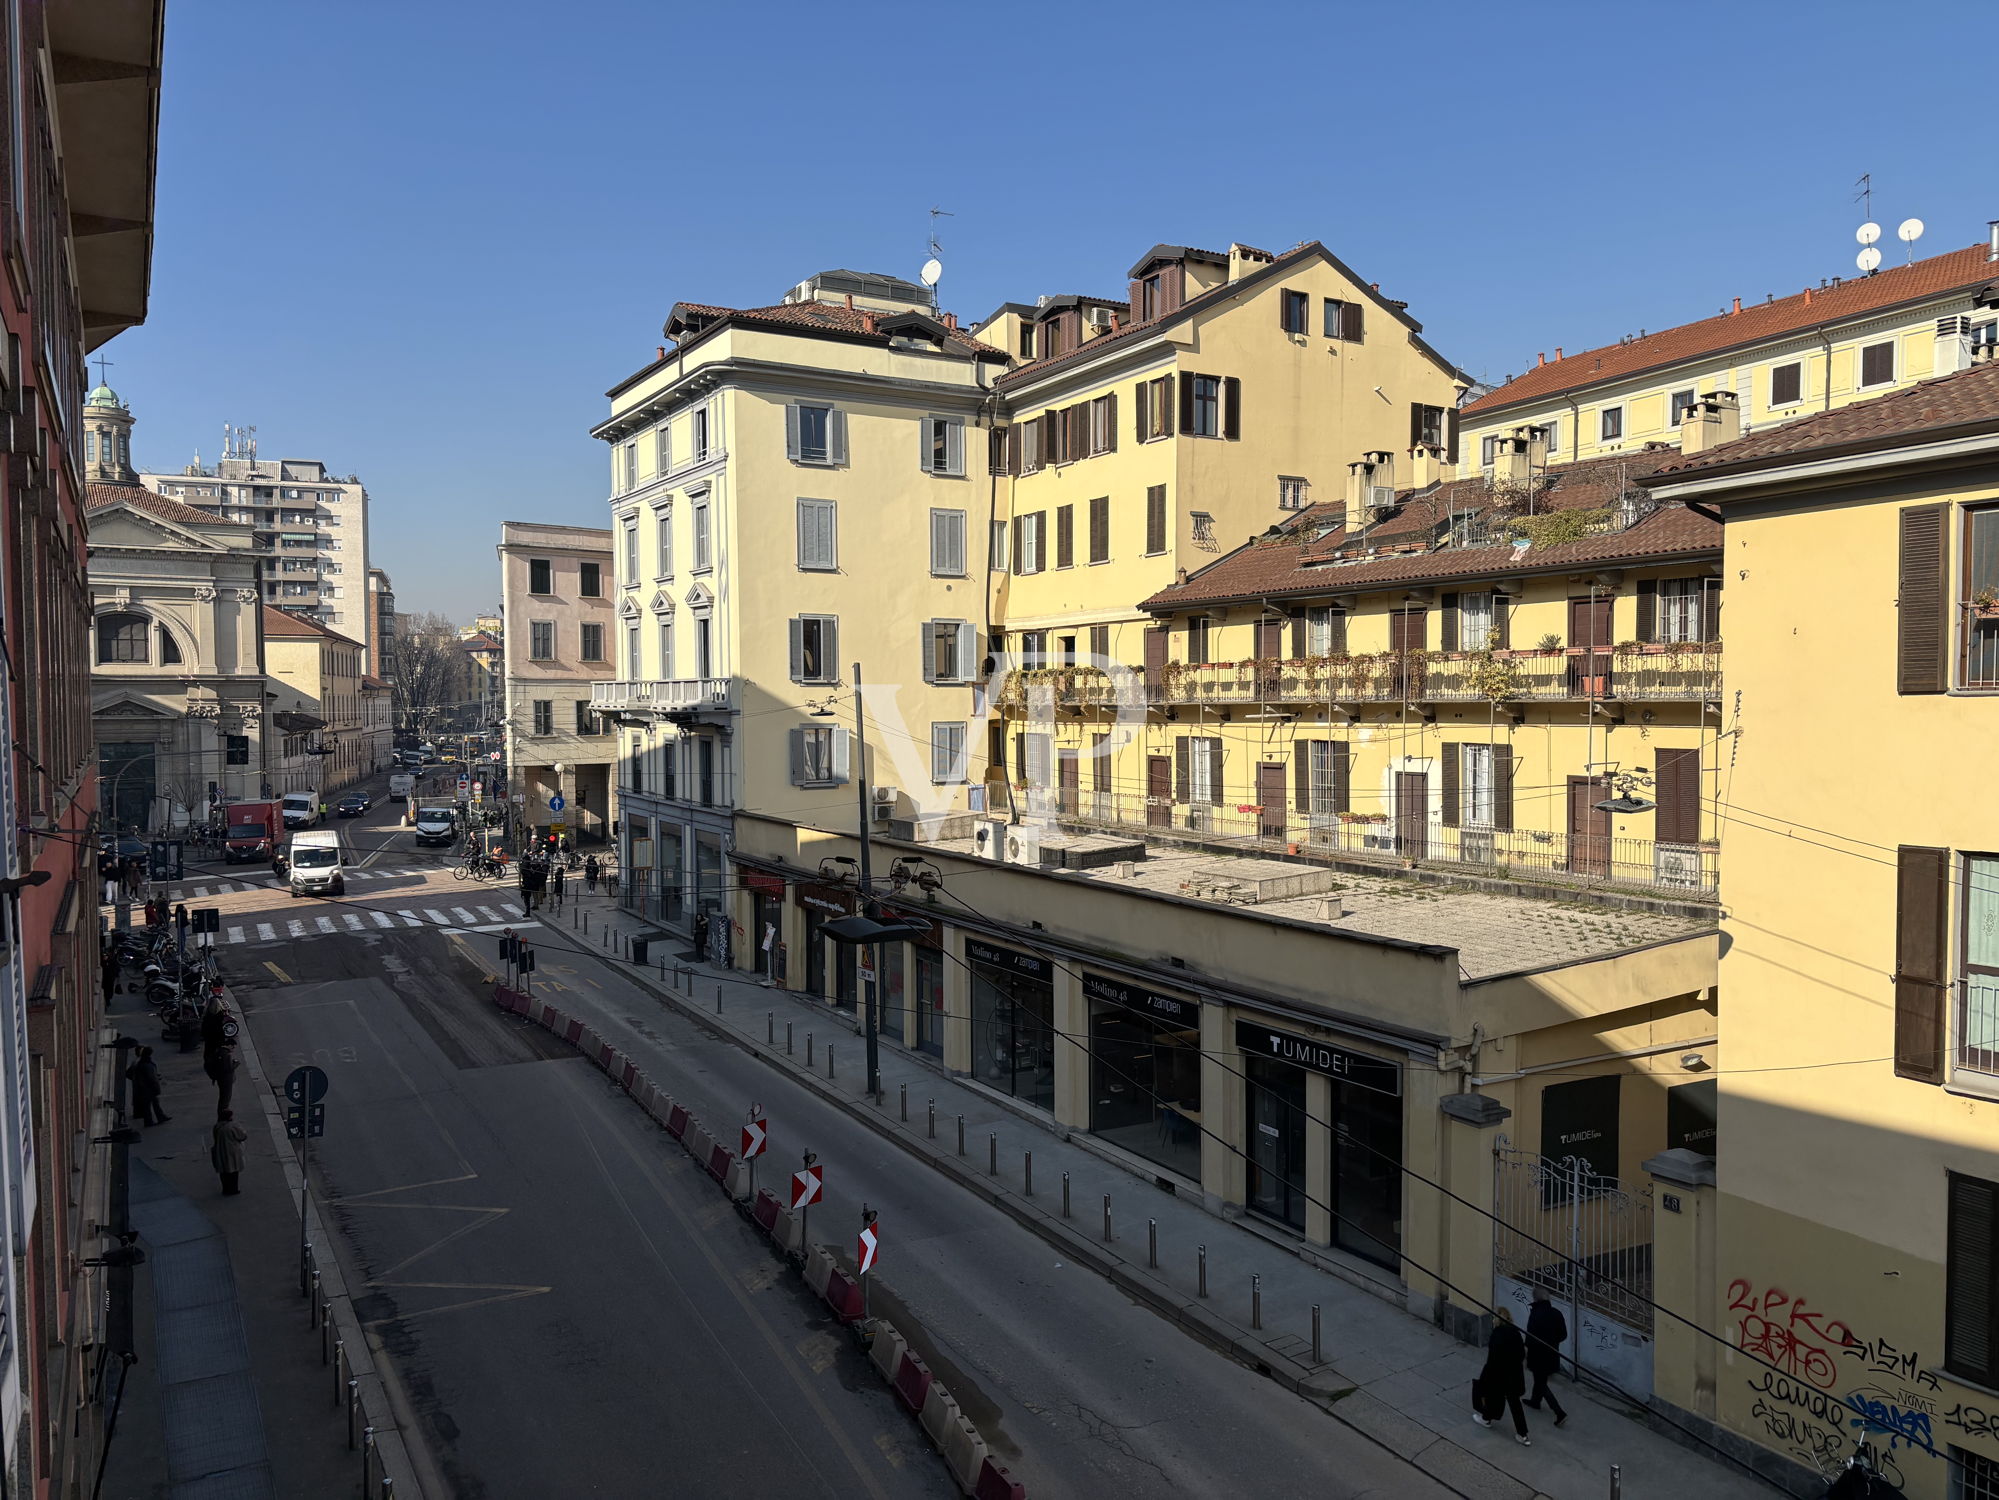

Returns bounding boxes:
[1492,1142,1655,1397]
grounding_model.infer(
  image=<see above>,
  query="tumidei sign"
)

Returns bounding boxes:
[1233,1019,1401,1097]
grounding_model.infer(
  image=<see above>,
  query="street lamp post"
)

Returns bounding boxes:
[853,663,878,1101]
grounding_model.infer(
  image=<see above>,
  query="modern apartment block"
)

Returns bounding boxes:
[367,566,395,678]
[141,448,371,643]
[498,523,616,845]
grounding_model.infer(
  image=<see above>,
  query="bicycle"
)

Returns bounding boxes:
[453,855,508,882]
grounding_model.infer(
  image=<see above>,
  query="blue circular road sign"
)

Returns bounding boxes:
[548,795,566,811]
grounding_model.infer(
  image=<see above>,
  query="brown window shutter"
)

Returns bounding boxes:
[1291,615,1306,658]
[1440,744,1460,827]
[1445,408,1461,465]
[1134,381,1150,441]
[1042,411,1060,466]
[1343,302,1365,342]
[1440,593,1459,652]
[1409,403,1425,451]
[1948,1174,1999,1384]
[1056,505,1074,568]
[1329,610,1348,655]
[1492,597,1510,650]
[1207,742,1224,804]
[1636,579,1657,643]
[1146,484,1167,554]
[1173,737,1189,802]
[1653,746,1700,844]
[1163,262,1184,314]
[1089,495,1109,563]
[1898,503,1949,694]
[1256,619,1281,660]
[1158,377,1175,437]
[1006,424,1021,476]
[1013,732,1026,783]
[1104,392,1117,453]
[1223,377,1241,440]
[1294,741,1313,813]
[1895,845,1950,1083]
[1143,625,1168,692]
[1702,578,1722,642]
[1330,741,1350,813]
[1092,734,1111,792]
[1128,278,1144,314]
[1011,515,1023,569]
[1492,748,1513,831]
[1178,373,1195,433]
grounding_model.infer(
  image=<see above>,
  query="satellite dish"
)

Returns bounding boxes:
[1856,246,1882,273]
[1898,217,1925,243]
[1856,222,1881,246]
[919,258,943,287]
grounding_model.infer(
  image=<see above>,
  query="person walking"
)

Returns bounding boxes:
[210,1109,247,1196]
[126,1045,169,1126]
[1523,1287,1570,1426]
[584,854,599,893]
[605,864,619,900]
[1473,1305,1533,1446]
[551,864,566,907]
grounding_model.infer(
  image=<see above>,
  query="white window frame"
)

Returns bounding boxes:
[692,497,712,571]
[1189,376,1221,437]
[1461,743,1495,828]
[1306,606,1335,657]
[1460,591,1496,652]
[1657,577,1703,644]
[791,403,836,466]
[1019,513,1044,575]
[690,402,714,461]
[930,722,968,784]
[654,424,672,475]
[1769,360,1805,408]
[922,415,965,477]
[658,616,676,679]
[930,508,967,577]
[623,521,639,582]
[796,497,838,571]
[1188,736,1221,803]
[990,519,1008,573]
[792,724,849,787]
[1187,616,1212,666]
[654,505,673,577]
[1278,475,1309,510]
[1089,396,1114,456]
[1668,389,1697,425]
[923,619,974,684]
[532,699,553,736]
[1600,406,1623,442]
[790,614,838,684]
[621,442,637,492]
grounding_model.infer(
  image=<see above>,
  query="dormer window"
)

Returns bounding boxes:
[1039,319,1064,360]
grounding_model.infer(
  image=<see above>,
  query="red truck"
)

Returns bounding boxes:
[223,799,285,864]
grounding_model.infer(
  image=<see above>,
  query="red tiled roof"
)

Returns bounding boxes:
[459,632,501,651]
[262,605,363,647]
[1646,356,1999,480]
[361,675,388,690]
[84,482,244,530]
[1464,242,1999,417]
[1145,450,1716,609]
[664,299,1006,361]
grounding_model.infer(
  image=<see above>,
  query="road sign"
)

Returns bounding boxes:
[857,1221,879,1276]
[791,1165,823,1211]
[488,751,501,763]
[548,794,566,812]
[283,1065,329,1105]
[549,821,567,835]
[741,1120,767,1159]
[193,907,220,934]
[148,840,183,881]
[283,1101,325,1140]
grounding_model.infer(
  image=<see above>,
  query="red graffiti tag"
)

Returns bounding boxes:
[1729,1279,1857,1390]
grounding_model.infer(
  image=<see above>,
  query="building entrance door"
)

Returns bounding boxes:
[1245,1056,1308,1231]
[1395,771,1429,860]
[1568,776,1612,877]
[1058,750,1079,816]
[1257,763,1287,840]
[1146,756,1171,828]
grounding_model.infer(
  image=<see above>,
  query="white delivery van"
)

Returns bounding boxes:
[388,773,415,803]
[287,829,346,897]
[412,806,457,847]
[282,790,321,829]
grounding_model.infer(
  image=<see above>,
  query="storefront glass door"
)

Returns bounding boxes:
[969,943,1055,1111]
[1245,1056,1308,1230]
[1332,1080,1403,1268]
[913,949,944,1058]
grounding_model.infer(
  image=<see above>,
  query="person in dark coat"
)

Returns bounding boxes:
[551,864,566,907]
[1473,1305,1532,1444]
[211,1109,247,1195]
[1523,1286,1569,1425]
[584,855,599,893]
[126,1045,168,1126]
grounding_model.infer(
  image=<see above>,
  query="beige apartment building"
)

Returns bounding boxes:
[499,522,616,844]
[262,607,371,795]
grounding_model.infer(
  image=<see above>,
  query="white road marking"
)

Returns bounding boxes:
[215,882,234,894]
[257,923,276,941]
[501,903,524,917]
[476,906,503,922]
[450,907,477,924]
[397,910,422,926]
[315,916,337,934]
[226,926,244,944]
[371,911,393,928]
[468,921,540,933]
[423,909,450,926]
[190,886,209,898]
[343,914,365,931]
[287,920,307,938]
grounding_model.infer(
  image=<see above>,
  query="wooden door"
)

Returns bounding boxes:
[1255,618,1285,696]
[1143,627,1169,702]
[1389,608,1427,699]
[1568,595,1614,698]
[1058,750,1080,816]
[1146,755,1171,827]
[1395,771,1428,860]
[1257,763,1287,840]
[1568,776,1612,877]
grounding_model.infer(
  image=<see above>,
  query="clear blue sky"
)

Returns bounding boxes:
[107,0,1992,622]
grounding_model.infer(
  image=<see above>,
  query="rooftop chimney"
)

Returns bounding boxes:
[845,293,855,310]
[1347,451,1395,511]
[656,345,666,360]
[1678,391,1742,456]
[1990,220,1999,262]
[1936,314,1975,375]
[1731,297,1742,315]
[943,312,958,330]
[1554,347,1563,361]
[1491,433,1532,490]
[1537,352,1546,368]
[1406,444,1444,489]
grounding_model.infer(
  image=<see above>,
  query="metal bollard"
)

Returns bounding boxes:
[333,1339,347,1408]
[1062,1171,1070,1217]
[807,1033,814,1067]
[988,1132,997,1175]
[1148,1218,1157,1268]
[382,1478,394,1500]
[363,1426,376,1490]
[1103,1195,1113,1242]
[1610,1466,1621,1500]
[346,1378,359,1448]
[1024,1151,1033,1196]
[787,1022,794,1056]
[583,913,589,935]
[899,1083,907,1122]
[1311,1304,1322,1365]
[927,1099,935,1139]
[768,1012,775,1044]
[956,1115,965,1155]
[659,957,666,982]
[321,1305,332,1365]
[1198,1245,1208,1298]
[310,1270,322,1328]
[715,983,722,1014]
[827,1045,834,1080]
[1252,1273,1262,1330]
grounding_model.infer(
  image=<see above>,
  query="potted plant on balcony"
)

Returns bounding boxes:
[1973,586,1999,620]
[1535,633,1564,654]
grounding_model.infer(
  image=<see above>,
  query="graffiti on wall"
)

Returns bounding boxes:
[1728,1276,1995,1479]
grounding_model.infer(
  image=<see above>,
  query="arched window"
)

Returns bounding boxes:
[95,613,150,664]
[158,625,182,664]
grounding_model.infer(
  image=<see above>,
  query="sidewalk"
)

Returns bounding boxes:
[97,972,418,1500]
[531,891,1772,1500]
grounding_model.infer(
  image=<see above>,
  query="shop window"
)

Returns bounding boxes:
[968,940,1054,1111]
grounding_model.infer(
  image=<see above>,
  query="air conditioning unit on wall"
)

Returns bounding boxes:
[972,818,1010,862]
[1005,828,1043,867]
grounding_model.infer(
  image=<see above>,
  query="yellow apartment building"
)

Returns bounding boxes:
[1461,229,1999,475]
[590,269,1012,958]
[1639,353,1999,1496]
[261,606,370,795]
[975,242,1469,781]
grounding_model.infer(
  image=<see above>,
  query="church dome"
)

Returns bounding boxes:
[86,384,124,409]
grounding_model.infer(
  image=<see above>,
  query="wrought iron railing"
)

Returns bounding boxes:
[1146,644,1721,706]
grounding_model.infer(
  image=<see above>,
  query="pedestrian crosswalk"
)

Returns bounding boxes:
[172,868,460,898]
[178,902,535,946]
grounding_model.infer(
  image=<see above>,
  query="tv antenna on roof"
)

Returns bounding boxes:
[1898,217,1925,263]
[920,206,952,301]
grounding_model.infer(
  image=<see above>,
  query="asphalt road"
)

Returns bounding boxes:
[188,784,1447,1500]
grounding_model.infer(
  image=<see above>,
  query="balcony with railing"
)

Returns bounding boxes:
[590,677,737,715]
[1030,788,1717,900]
[1963,603,1999,689]
[1151,643,1722,708]
[994,666,1145,711]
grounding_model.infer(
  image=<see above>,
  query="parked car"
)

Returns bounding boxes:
[335,793,371,817]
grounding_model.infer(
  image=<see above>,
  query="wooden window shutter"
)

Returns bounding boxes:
[1089,495,1109,563]
[1330,742,1350,814]
[1173,737,1189,802]
[1290,615,1306,658]
[1158,377,1175,437]
[1440,593,1459,652]
[788,617,804,680]
[1178,373,1195,433]
[1256,619,1281,660]
[1056,505,1074,569]
[1654,746,1700,845]
[1128,278,1144,313]
[1104,392,1117,453]
[1492,597,1510,650]
[1895,844,1950,1084]
[1146,485,1168,554]
[1011,515,1024,573]
[1440,744,1460,827]
[1223,377,1241,440]
[785,404,801,462]
[1143,625,1168,690]
[1206,741,1224,804]
[1329,610,1348,655]
[1492,748,1513,831]
[1409,403,1425,451]
[1092,734,1111,791]
[1898,503,1949,694]
[1163,262,1184,314]
[1445,408,1461,465]
[828,409,848,465]
[1342,302,1365,342]
[1005,424,1021,476]
[1702,578,1721,642]
[1293,741,1313,813]
[1636,579,1657,643]
[1948,1173,1999,1384]
[1134,380,1149,441]
[1013,732,1026,783]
